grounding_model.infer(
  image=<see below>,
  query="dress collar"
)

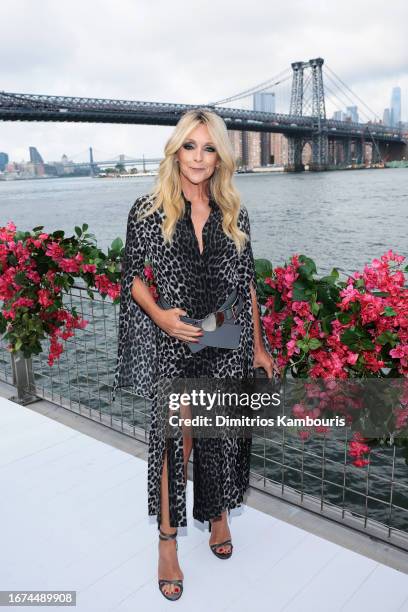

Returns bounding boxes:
[181,191,217,214]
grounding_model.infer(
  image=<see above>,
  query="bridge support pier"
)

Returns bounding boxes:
[309,131,328,171]
[241,131,249,170]
[328,139,336,166]
[371,142,382,164]
[260,132,271,166]
[355,138,364,164]
[342,139,352,166]
[285,136,304,172]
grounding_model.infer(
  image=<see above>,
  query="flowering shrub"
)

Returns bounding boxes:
[255,250,408,466]
[1,221,407,467]
[256,250,408,378]
[0,221,122,366]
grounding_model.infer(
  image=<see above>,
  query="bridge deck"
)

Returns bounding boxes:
[1,386,408,612]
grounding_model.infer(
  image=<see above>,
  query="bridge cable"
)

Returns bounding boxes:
[325,65,381,122]
[208,68,292,106]
[324,73,374,123]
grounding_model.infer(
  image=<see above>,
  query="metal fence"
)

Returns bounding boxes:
[1,283,407,551]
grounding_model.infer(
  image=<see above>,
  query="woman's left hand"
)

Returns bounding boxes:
[253,347,280,379]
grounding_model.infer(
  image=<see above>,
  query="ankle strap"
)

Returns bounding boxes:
[159,528,178,540]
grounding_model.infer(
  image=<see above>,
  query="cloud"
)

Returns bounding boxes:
[0,0,406,161]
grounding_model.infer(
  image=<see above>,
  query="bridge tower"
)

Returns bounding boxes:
[89,147,98,177]
[286,57,329,172]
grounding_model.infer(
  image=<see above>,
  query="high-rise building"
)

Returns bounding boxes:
[346,106,359,123]
[253,92,276,113]
[390,87,401,126]
[333,110,343,121]
[0,152,9,171]
[383,108,391,126]
[29,147,44,164]
[252,93,275,166]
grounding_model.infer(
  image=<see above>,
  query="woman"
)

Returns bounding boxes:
[111,108,279,601]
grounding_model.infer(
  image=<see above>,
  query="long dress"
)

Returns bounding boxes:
[111,191,273,528]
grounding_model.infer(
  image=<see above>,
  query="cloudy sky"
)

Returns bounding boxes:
[1,0,407,163]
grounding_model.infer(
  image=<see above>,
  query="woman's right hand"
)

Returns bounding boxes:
[154,307,204,344]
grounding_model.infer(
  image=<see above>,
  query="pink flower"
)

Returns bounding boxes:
[45,242,65,260]
[13,297,35,309]
[339,283,360,309]
[353,458,369,468]
[144,265,155,281]
[390,345,408,359]
[59,257,81,273]
[381,249,405,265]
[81,263,97,273]
[94,274,110,294]
[38,289,54,308]
[346,352,359,365]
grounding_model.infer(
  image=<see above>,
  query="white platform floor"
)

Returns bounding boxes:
[1,395,408,612]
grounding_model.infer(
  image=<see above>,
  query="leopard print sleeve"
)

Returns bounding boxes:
[111,195,158,403]
[237,205,256,292]
[237,205,274,359]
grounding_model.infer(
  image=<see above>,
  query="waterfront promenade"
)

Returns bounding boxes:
[1,379,408,612]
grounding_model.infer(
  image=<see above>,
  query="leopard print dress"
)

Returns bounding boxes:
[111,192,272,529]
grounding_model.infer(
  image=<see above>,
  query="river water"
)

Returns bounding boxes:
[1,168,407,533]
[1,167,407,275]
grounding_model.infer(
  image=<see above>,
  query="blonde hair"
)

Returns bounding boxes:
[139,108,248,254]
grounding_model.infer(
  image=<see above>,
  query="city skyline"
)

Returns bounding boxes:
[1,0,407,162]
[1,82,405,171]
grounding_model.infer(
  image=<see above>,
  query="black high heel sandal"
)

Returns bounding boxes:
[158,529,184,601]
[208,514,234,560]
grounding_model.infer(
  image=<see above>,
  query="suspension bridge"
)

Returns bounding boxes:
[1,57,406,171]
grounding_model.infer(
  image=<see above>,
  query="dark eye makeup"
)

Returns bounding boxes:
[182,142,217,153]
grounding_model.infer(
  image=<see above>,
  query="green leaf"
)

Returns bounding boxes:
[82,223,89,231]
[360,338,375,350]
[311,301,320,316]
[111,237,124,252]
[309,338,322,350]
[292,280,312,301]
[32,225,45,232]
[321,315,334,334]
[376,331,397,346]
[296,339,308,351]
[14,271,29,285]
[371,291,389,297]
[337,312,352,324]
[75,226,82,237]
[255,258,273,278]
[340,328,360,348]
[383,306,396,317]
[297,255,317,280]
[15,339,22,351]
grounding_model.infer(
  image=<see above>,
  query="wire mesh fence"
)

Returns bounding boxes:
[1,283,407,550]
